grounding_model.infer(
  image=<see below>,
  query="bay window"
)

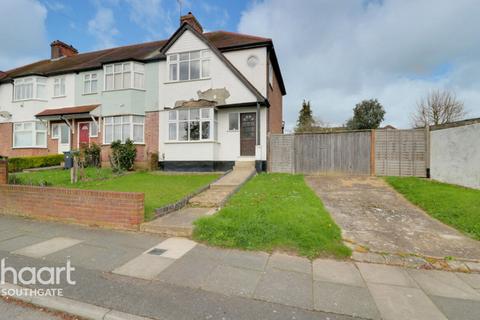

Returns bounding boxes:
[168,50,210,82]
[53,77,66,97]
[13,77,46,101]
[104,62,144,91]
[168,108,216,142]
[83,73,98,94]
[103,115,144,144]
[13,121,47,148]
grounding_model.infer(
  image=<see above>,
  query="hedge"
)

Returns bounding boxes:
[8,154,64,172]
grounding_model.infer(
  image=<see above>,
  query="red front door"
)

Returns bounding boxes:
[79,123,90,146]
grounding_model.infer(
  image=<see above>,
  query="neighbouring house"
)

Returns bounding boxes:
[0,12,285,171]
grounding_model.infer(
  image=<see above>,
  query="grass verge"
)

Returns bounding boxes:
[193,173,351,259]
[12,168,220,221]
[386,177,480,240]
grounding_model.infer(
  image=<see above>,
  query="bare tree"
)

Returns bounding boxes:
[412,90,467,127]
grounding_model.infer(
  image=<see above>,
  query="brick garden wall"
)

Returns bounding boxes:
[0,161,144,230]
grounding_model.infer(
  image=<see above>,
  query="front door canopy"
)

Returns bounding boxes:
[35,104,100,121]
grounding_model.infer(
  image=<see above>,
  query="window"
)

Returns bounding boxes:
[103,115,144,144]
[13,77,46,101]
[168,50,210,82]
[53,77,66,97]
[168,108,215,141]
[90,121,99,137]
[13,121,47,148]
[104,62,144,91]
[228,113,239,131]
[51,124,59,139]
[84,73,98,94]
[269,63,273,87]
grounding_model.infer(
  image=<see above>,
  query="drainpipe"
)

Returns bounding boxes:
[256,101,260,145]
[255,101,262,172]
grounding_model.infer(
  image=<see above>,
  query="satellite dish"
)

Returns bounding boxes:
[0,111,12,120]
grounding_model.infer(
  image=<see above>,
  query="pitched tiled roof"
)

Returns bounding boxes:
[1,31,272,82]
[36,104,99,117]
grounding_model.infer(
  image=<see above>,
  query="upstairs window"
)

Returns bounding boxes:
[103,115,144,144]
[13,77,46,101]
[13,121,47,148]
[83,73,98,94]
[104,62,144,91]
[168,50,210,82]
[53,77,66,97]
[168,108,215,141]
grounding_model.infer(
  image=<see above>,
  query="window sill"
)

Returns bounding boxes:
[165,140,218,144]
[12,146,47,149]
[52,95,66,99]
[227,129,239,133]
[101,143,145,146]
[102,88,146,93]
[82,92,98,96]
[12,99,48,103]
[164,77,211,84]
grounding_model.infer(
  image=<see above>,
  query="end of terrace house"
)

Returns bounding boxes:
[0,12,286,172]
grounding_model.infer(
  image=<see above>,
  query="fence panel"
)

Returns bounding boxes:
[268,134,294,173]
[375,129,427,177]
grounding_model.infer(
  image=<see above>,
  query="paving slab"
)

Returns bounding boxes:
[156,247,219,289]
[203,265,262,297]
[456,272,480,289]
[368,283,447,320]
[219,249,269,271]
[12,237,83,258]
[141,207,212,236]
[465,261,480,272]
[112,254,175,280]
[408,269,480,301]
[430,296,480,320]
[313,281,380,319]
[254,267,313,310]
[152,237,197,259]
[0,235,48,252]
[312,259,365,287]
[267,253,312,274]
[356,263,417,287]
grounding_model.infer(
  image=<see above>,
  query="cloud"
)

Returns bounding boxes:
[0,0,48,71]
[88,6,119,49]
[238,0,480,129]
[125,0,175,40]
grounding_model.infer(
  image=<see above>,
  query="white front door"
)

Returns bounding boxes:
[58,124,71,154]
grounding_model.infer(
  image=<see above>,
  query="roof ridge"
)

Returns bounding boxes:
[205,30,271,41]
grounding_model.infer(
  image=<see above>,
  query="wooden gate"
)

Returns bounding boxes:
[374,129,427,177]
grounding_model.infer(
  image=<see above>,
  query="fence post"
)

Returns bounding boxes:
[370,129,376,176]
[425,125,431,178]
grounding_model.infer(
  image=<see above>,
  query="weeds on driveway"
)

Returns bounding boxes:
[386,177,480,240]
[193,173,351,259]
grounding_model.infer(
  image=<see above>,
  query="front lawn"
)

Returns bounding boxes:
[12,168,220,221]
[386,177,480,240]
[193,173,351,259]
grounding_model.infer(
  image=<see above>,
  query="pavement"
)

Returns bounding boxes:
[0,296,78,320]
[305,175,480,260]
[1,215,480,319]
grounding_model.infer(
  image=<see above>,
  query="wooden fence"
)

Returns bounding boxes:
[269,129,427,177]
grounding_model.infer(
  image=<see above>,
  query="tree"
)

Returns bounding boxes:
[346,99,385,130]
[295,100,316,132]
[411,90,466,127]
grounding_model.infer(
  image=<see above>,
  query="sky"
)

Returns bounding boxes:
[1,0,480,130]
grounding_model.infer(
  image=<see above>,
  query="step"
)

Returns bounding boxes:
[188,187,235,207]
[141,207,216,237]
[234,160,255,169]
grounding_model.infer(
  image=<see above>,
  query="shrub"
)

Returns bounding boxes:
[8,154,64,172]
[109,139,137,173]
[82,143,101,167]
[148,152,159,171]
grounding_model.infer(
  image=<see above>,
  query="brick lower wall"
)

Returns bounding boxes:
[267,62,284,134]
[0,184,144,230]
[0,159,7,184]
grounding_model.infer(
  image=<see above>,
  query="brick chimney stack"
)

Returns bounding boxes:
[180,12,203,33]
[50,40,78,60]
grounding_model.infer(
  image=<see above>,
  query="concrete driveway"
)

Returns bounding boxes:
[306,175,480,260]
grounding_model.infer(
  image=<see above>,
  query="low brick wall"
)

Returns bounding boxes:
[0,185,144,230]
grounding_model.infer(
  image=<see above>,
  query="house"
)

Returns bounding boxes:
[0,12,285,171]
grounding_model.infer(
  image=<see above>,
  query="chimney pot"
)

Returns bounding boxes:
[50,40,78,60]
[180,12,203,33]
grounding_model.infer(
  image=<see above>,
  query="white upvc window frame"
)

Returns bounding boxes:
[228,112,240,131]
[53,76,66,97]
[103,115,145,144]
[51,123,60,139]
[83,73,98,94]
[13,77,47,101]
[167,50,210,82]
[13,121,47,148]
[167,108,215,142]
[103,62,145,91]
